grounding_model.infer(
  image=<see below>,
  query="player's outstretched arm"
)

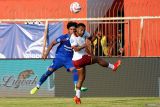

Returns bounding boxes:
[42,40,58,60]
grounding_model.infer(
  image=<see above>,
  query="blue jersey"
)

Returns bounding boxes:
[55,34,73,58]
[49,34,74,71]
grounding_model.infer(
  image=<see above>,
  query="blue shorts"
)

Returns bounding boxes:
[49,56,74,72]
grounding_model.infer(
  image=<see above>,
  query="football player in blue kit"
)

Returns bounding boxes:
[30,21,87,95]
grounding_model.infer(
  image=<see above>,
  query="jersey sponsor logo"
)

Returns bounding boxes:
[64,48,72,52]
[64,45,72,49]
[64,45,72,52]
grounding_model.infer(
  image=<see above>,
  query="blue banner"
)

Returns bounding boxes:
[0,22,63,58]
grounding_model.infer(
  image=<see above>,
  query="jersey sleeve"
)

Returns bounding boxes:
[70,35,78,47]
[55,35,64,43]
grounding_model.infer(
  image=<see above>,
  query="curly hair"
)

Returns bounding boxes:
[67,21,77,29]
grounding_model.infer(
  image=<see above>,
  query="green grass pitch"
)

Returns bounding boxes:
[0,97,159,107]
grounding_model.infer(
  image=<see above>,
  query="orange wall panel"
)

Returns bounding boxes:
[0,0,87,19]
[0,0,87,34]
[124,0,160,56]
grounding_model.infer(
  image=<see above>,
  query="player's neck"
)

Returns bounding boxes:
[74,33,79,37]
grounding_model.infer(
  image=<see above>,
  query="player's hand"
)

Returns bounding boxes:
[42,54,47,60]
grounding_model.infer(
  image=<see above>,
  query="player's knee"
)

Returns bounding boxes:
[48,68,54,72]
[69,67,76,72]
[96,57,103,64]
[92,56,99,63]
[97,56,102,61]
[45,68,54,76]
[45,70,54,76]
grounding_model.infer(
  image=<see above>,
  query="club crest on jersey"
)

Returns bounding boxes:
[57,38,61,42]
[66,37,69,40]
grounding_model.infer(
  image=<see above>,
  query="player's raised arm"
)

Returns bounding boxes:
[42,40,58,60]
[43,34,69,60]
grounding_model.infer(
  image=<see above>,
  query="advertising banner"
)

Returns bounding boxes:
[0,22,63,58]
[0,59,55,97]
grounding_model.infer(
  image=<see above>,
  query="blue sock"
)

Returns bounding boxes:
[37,70,53,88]
[72,69,78,85]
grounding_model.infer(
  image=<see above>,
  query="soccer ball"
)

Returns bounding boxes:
[70,2,81,13]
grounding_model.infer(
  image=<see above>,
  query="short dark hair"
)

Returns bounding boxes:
[77,23,86,28]
[67,21,77,29]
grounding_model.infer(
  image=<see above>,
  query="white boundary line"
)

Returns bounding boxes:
[0,16,160,22]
